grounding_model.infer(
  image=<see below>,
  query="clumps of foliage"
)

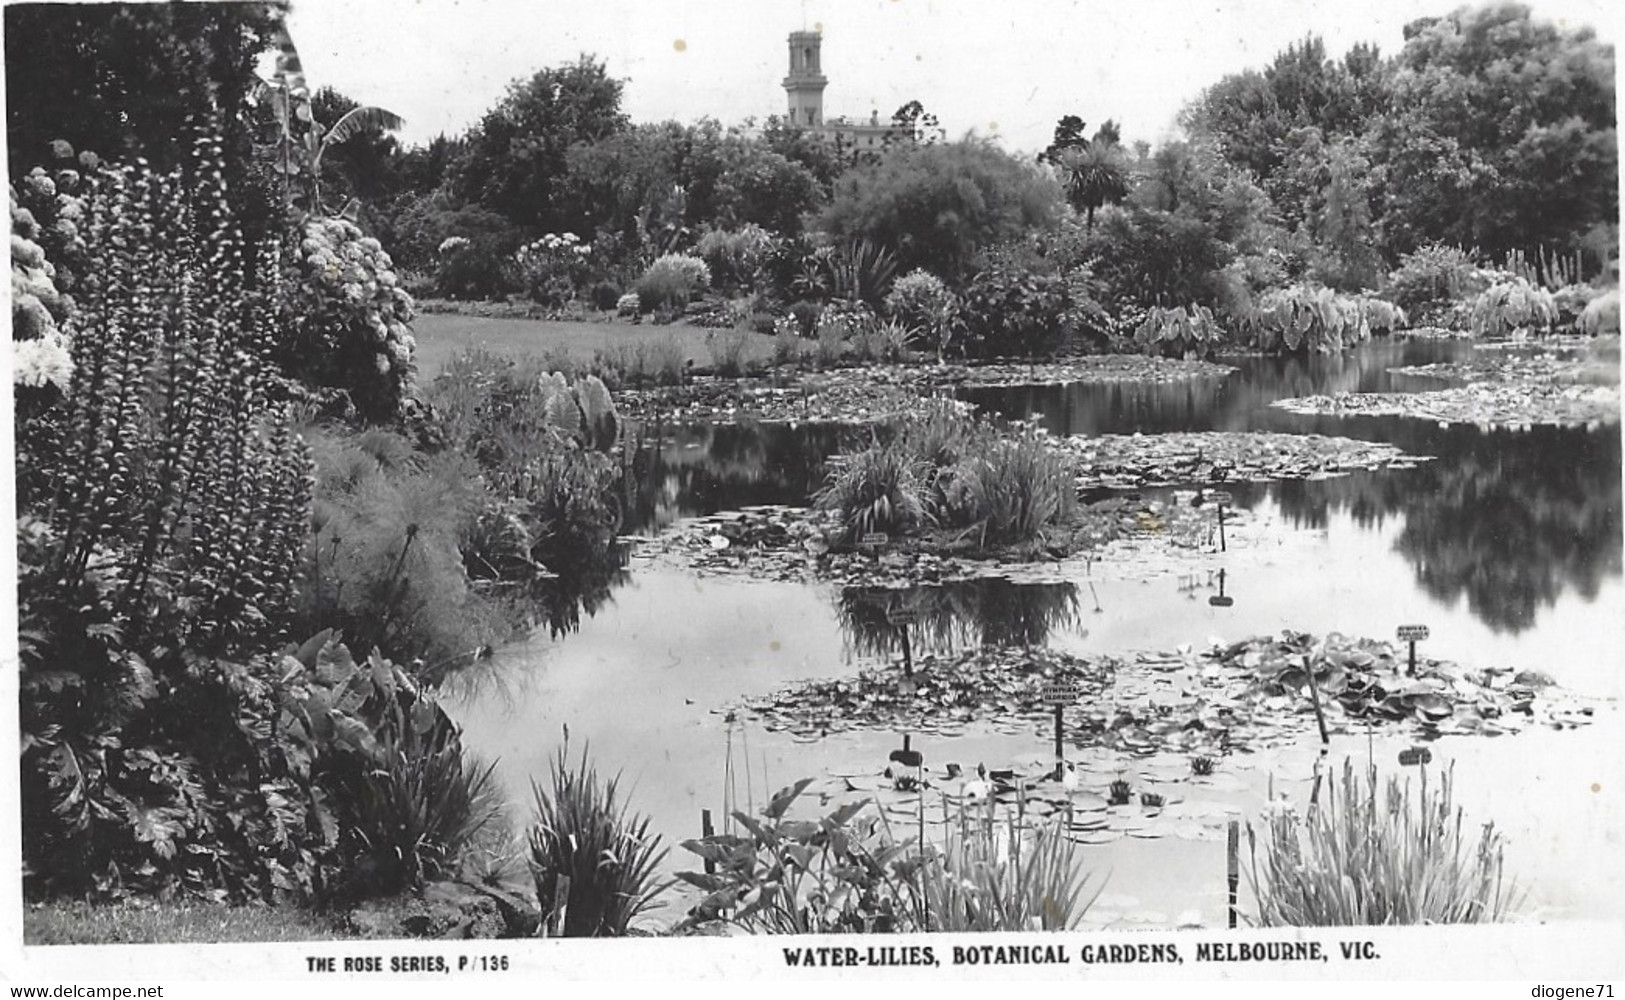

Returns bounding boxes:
[282,214,417,422]
[527,739,671,936]
[1578,288,1619,336]
[695,223,772,292]
[705,328,755,377]
[512,231,595,307]
[959,257,1073,359]
[886,268,960,360]
[1247,759,1521,926]
[591,335,686,388]
[1384,243,1481,321]
[923,799,1102,932]
[1468,278,1560,338]
[815,402,1078,550]
[633,252,711,313]
[1133,304,1226,359]
[678,778,922,933]
[675,778,1100,934]
[1250,284,1382,354]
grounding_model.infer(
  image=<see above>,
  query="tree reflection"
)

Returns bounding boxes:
[836,579,1082,659]
[1273,425,1621,633]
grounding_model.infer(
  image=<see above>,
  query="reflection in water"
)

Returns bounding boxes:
[619,420,860,534]
[837,580,1082,660]
[531,540,633,639]
[1270,424,1622,634]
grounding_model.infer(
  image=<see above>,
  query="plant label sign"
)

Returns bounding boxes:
[1041,683,1083,706]
[1209,491,1235,507]
[859,531,889,549]
[1208,595,1235,607]
[1398,746,1433,766]
[885,607,919,625]
[1397,625,1430,642]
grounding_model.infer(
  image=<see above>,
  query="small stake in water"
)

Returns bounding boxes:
[1304,653,1331,806]
[700,809,716,874]
[1396,624,1430,676]
[1207,567,1234,608]
[1226,820,1240,930]
[887,605,919,677]
[1042,682,1084,762]
[1210,490,1234,553]
[1398,746,1433,767]
[888,733,922,770]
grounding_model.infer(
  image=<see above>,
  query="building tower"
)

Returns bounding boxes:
[782,30,827,127]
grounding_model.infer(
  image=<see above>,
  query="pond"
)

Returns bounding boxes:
[448,336,1623,929]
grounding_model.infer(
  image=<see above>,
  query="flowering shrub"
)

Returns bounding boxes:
[1385,244,1481,322]
[616,292,641,317]
[10,188,75,391]
[633,253,711,312]
[514,231,595,307]
[283,215,418,422]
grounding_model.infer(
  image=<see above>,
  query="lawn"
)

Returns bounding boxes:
[411,312,780,379]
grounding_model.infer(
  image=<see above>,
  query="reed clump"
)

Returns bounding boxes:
[1247,758,1521,926]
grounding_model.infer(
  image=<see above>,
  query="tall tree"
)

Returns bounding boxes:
[453,55,628,231]
[1042,118,1129,229]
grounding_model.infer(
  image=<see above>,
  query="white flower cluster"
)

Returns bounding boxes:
[517,231,592,261]
[616,292,641,316]
[13,329,74,390]
[300,216,416,375]
[437,235,470,256]
[643,253,711,292]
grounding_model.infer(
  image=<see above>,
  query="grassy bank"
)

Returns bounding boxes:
[411,313,779,379]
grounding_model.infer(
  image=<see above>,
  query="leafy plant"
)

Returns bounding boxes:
[949,429,1078,547]
[1247,758,1521,926]
[921,800,1102,931]
[1578,288,1619,335]
[1385,243,1480,320]
[1252,284,1373,354]
[677,779,922,934]
[706,328,754,377]
[827,237,900,306]
[527,740,671,936]
[633,252,711,312]
[814,443,933,543]
[1132,303,1225,358]
[1468,278,1560,338]
[959,258,1072,360]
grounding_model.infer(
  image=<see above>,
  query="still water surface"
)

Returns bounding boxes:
[451,338,1623,926]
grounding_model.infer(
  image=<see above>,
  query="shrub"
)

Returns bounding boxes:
[431,232,522,301]
[1469,278,1560,338]
[827,237,899,306]
[1385,243,1480,319]
[959,258,1072,359]
[1579,288,1620,335]
[771,320,804,367]
[814,443,933,543]
[615,291,640,317]
[1132,304,1225,359]
[886,269,960,360]
[789,298,822,335]
[633,253,711,312]
[527,740,671,936]
[706,328,753,377]
[695,223,773,292]
[589,279,623,311]
[513,231,595,307]
[1247,759,1521,926]
[282,214,418,422]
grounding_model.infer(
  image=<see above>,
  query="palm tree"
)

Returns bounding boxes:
[1058,127,1129,231]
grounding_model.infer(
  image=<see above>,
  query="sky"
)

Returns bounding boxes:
[288,0,1617,156]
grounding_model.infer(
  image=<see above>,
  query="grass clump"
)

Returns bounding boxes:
[814,400,1079,550]
[706,327,753,377]
[527,739,671,936]
[921,799,1102,932]
[1247,758,1521,926]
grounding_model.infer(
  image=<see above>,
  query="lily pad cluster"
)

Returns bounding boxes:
[637,494,1241,588]
[1273,381,1619,429]
[915,355,1235,389]
[1053,431,1428,491]
[616,355,1233,427]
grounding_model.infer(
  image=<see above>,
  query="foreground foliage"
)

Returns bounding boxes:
[527,740,671,936]
[1247,758,1520,926]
